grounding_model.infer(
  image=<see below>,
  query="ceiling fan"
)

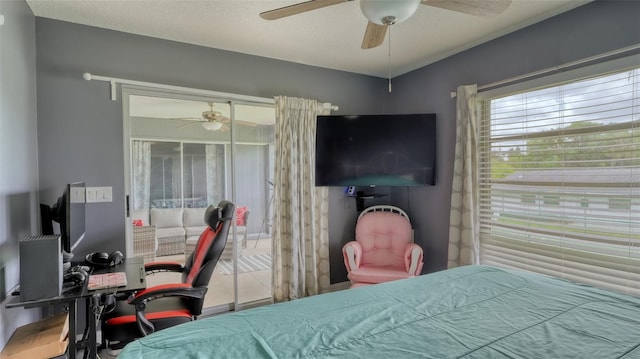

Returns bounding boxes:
[260,0,512,49]
[175,103,256,132]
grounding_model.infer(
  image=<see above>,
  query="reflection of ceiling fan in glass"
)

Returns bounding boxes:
[174,102,256,132]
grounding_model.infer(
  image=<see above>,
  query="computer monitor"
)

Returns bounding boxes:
[42,182,86,261]
[40,203,54,235]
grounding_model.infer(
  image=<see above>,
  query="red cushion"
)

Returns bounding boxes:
[131,283,192,302]
[105,309,192,326]
[236,206,248,226]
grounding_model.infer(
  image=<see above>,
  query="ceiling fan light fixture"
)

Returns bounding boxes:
[359,0,420,25]
[202,121,223,131]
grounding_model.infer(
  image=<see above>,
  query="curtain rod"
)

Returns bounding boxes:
[82,72,339,111]
[450,44,640,98]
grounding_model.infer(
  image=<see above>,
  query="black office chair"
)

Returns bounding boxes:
[101,200,234,350]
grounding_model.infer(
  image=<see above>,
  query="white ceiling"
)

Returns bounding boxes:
[25,0,592,78]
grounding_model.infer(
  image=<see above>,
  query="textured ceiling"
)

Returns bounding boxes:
[25,0,591,78]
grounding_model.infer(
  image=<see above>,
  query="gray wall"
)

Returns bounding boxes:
[33,0,640,286]
[1,6,637,348]
[385,0,640,276]
[0,0,40,348]
[34,18,387,269]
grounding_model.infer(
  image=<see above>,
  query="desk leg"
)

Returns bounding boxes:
[68,302,77,359]
[86,296,97,359]
[75,297,97,359]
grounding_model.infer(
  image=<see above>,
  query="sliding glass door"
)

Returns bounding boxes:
[140,141,225,209]
[123,90,274,312]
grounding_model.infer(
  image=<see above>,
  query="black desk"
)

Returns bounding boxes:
[6,257,146,359]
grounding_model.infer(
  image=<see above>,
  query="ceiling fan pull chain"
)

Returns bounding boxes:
[388,27,392,93]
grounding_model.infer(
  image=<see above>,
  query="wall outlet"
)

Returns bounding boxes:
[86,186,112,203]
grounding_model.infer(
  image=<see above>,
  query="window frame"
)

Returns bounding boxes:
[476,54,640,296]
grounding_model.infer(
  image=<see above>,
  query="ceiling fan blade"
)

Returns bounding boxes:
[361,22,388,49]
[421,0,511,17]
[260,0,348,20]
[170,117,202,121]
[235,119,258,127]
[214,115,231,122]
[176,121,200,129]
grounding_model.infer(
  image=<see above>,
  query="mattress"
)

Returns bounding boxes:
[118,265,640,358]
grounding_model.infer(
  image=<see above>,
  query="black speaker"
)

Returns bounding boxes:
[20,235,63,301]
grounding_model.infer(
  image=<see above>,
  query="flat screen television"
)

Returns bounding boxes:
[315,114,436,187]
[41,182,86,261]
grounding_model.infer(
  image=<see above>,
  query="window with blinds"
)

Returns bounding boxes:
[478,65,640,296]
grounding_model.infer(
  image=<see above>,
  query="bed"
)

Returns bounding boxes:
[118,265,640,358]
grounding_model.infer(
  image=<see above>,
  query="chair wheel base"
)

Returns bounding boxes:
[105,339,128,353]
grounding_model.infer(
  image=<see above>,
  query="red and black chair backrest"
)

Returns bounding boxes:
[182,200,234,312]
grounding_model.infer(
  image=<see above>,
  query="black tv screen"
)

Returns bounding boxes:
[315,114,436,187]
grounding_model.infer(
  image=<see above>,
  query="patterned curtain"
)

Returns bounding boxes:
[272,96,331,302]
[448,85,479,268]
[205,144,224,206]
[132,140,151,211]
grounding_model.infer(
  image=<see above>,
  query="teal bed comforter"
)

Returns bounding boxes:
[118,265,640,358]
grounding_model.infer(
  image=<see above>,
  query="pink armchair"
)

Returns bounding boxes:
[343,205,423,288]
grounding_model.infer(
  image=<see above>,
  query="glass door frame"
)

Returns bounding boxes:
[121,84,275,314]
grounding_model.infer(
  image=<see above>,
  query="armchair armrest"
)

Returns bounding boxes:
[128,283,208,336]
[342,241,363,272]
[403,243,423,275]
[144,261,184,274]
[128,283,205,305]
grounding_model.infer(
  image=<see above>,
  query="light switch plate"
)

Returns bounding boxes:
[86,186,113,203]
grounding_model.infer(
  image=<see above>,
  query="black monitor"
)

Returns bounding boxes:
[42,182,86,261]
[40,203,54,235]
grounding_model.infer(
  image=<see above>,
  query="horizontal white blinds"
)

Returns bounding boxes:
[478,66,640,296]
